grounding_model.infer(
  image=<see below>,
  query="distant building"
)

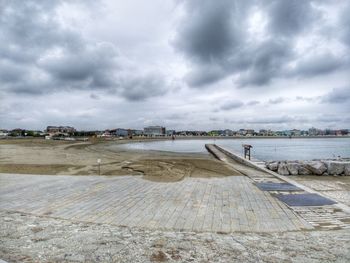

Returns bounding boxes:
[291,129,301,136]
[109,128,128,137]
[308,127,324,136]
[275,131,285,136]
[46,126,76,136]
[246,129,255,136]
[177,130,207,136]
[166,130,176,136]
[238,129,247,136]
[300,130,308,136]
[0,130,9,136]
[258,129,275,136]
[283,130,292,136]
[224,129,233,136]
[208,130,220,136]
[144,126,166,136]
[131,129,144,136]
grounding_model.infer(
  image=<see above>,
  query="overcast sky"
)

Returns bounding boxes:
[0,0,349,131]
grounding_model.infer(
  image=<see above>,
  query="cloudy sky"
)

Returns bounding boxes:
[0,0,349,131]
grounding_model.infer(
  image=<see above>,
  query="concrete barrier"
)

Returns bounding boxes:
[212,144,280,177]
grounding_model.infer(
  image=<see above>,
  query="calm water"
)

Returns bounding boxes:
[114,138,350,161]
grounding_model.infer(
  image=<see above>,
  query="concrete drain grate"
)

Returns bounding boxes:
[255,182,302,191]
[274,193,337,206]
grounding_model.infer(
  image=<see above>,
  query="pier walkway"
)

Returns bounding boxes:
[206,144,350,230]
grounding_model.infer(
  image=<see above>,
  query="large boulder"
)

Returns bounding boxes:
[267,162,279,171]
[277,162,290,175]
[306,161,327,175]
[344,163,350,176]
[298,163,311,175]
[326,161,345,175]
[286,162,299,175]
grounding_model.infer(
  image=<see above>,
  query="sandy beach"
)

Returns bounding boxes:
[1,138,350,262]
[0,138,241,182]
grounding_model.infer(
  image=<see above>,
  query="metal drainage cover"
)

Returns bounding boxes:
[275,193,337,206]
[255,182,302,191]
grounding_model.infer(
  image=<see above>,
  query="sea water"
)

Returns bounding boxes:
[114,138,350,161]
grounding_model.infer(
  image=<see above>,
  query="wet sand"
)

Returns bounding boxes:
[0,138,241,181]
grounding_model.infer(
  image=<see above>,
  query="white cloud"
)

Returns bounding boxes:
[0,0,349,130]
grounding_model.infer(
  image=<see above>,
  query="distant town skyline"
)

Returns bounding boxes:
[1,0,349,130]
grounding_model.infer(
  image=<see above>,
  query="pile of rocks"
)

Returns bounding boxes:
[265,159,350,176]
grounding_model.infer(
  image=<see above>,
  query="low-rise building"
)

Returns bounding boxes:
[46,126,76,136]
[144,126,166,136]
[109,128,128,137]
[0,130,9,137]
[224,129,234,136]
[291,129,301,136]
[246,129,255,136]
[166,130,176,136]
[131,129,144,136]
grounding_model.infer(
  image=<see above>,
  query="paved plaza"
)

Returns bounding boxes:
[0,173,312,233]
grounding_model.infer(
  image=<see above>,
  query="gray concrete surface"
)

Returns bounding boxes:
[1,210,350,263]
[0,173,312,233]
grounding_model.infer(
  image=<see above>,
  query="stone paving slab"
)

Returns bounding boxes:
[0,173,312,233]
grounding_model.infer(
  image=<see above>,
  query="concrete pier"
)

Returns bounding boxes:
[206,144,350,229]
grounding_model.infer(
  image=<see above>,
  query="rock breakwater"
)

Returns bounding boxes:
[265,159,350,176]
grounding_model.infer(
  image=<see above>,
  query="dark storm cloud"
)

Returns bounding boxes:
[245,115,295,124]
[268,97,286,104]
[295,96,317,102]
[0,0,81,61]
[291,54,346,77]
[119,73,167,101]
[246,100,260,106]
[267,0,314,36]
[321,87,350,104]
[220,100,244,111]
[39,43,118,87]
[175,0,349,88]
[315,115,344,123]
[174,0,251,87]
[0,60,26,83]
[174,0,239,63]
[184,64,226,87]
[237,40,292,87]
[340,2,350,48]
[227,115,298,125]
[90,93,100,100]
[0,0,168,100]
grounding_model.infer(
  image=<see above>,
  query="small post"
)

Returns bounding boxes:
[97,158,101,175]
[242,144,252,160]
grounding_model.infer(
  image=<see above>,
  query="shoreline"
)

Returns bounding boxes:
[1,135,350,142]
[0,138,240,181]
